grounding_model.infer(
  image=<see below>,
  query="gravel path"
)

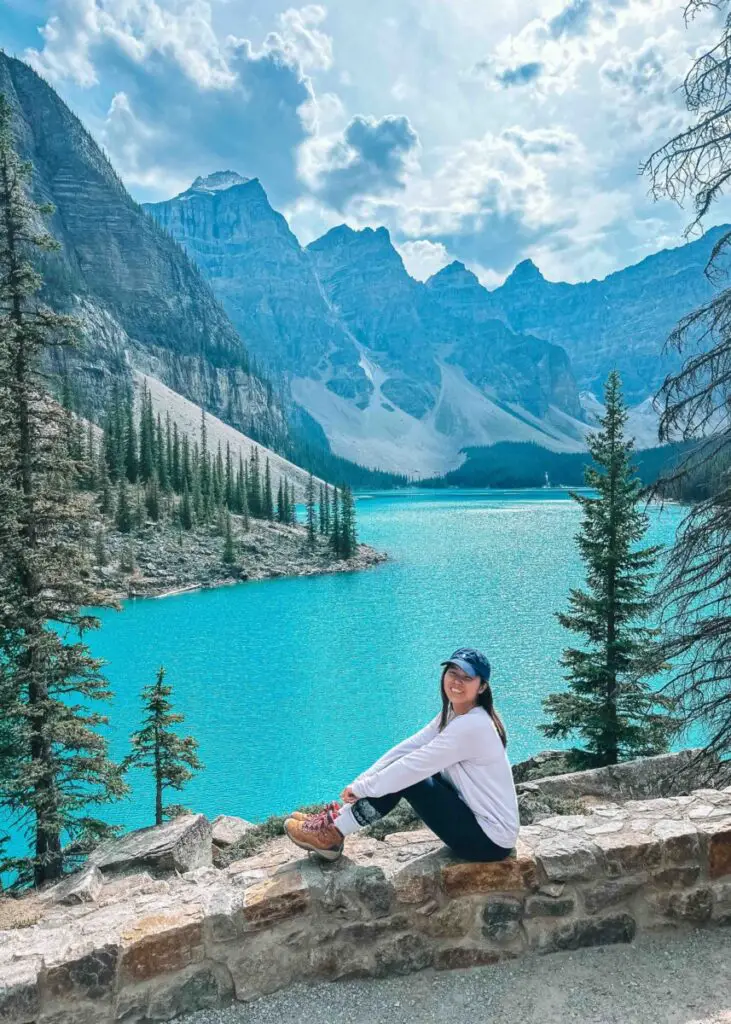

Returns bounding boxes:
[184,927,731,1024]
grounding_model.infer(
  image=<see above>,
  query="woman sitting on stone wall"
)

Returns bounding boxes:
[284,647,520,863]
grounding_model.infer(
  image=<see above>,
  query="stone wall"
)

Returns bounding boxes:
[2,785,731,1023]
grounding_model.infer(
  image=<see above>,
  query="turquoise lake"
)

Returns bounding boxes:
[73,487,687,834]
[1,488,690,858]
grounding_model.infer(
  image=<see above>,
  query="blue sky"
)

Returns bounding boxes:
[3,0,729,284]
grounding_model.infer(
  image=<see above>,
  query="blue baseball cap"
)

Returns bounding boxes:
[441,647,491,681]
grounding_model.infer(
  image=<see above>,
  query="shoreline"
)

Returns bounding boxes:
[90,518,389,604]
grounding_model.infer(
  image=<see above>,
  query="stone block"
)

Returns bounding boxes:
[242,869,309,928]
[211,816,254,849]
[374,933,433,977]
[441,854,536,897]
[392,858,440,906]
[529,913,636,953]
[115,961,234,1022]
[697,818,731,879]
[481,896,524,944]
[44,942,120,1003]
[119,911,205,985]
[652,866,700,889]
[652,887,713,923]
[433,947,503,970]
[354,866,393,918]
[225,926,312,1001]
[420,899,479,940]
[711,881,731,924]
[582,876,648,914]
[48,865,104,906]
[534,833,604,883]
[598,833,662,877]
[0,958,41,1024]
[90,815,212,877]
[652,820,700,867]
[525,895,576,918]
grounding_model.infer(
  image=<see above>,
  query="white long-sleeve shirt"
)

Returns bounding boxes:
[351,707,520,849]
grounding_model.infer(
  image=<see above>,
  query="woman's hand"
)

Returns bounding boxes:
[340,786,359,804]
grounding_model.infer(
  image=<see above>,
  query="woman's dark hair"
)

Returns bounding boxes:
[438,666,508,748]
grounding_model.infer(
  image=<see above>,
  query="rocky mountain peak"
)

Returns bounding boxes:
[188,170,251,193]
[503,258,546,288]
[427,260,481,291]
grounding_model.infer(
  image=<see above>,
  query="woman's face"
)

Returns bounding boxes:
[443,663,484,706]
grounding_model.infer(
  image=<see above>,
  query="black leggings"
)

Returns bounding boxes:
[351,773,513,862]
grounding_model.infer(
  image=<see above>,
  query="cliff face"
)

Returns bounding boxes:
[144,176,371,407]
[0,54,280,442]
[489,240,725,403]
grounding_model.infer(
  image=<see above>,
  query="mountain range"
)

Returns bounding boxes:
[146,172,723,477]
[1,50,723,481]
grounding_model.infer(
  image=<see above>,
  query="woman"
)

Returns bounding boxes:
[284,647,519,863]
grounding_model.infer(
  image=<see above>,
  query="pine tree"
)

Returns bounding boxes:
[318,483,326,534]
[222,512,236,564]
[145,475,160,522]
[116,479,132,533]
[276,479,286,523]
[84,422,98,491]
[180,479,193,531]
[306,472,316,545]
[171,422,181,493]
[199,408,210,518]
[263,458,274,521]
[165,414,173,490]
[123,667,202,826]
[138,383,155,484]
[288,481,297,525]
[156,414,169,493]
[225,442,233,510]
[330,488,341,556]
[94,528,107,567]
[0,95,126,884]
[181,434,191,492]
[540,371,677,768]
[248,448,262,518]
[125,399,138,484]
[340,485,357,558]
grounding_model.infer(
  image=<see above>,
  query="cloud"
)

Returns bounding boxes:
[25,0,330,204]
[266,5,333,72]
[303,113,420,210]
[494,61,544,88]
[396,239,451,280]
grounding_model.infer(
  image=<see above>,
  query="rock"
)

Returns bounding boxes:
[512,750,573,784]
[697,816,731,879]
[0,958,41,1024]
[373,933,433,976]
[242,869,309,928]
[516,749,724,807]
[118,909,205,986]
[48,865,104,906]
[531,913,637,953]
[525,895,576,918]
[534,833,605,883]
[212,816,254,849]
[481,896,524,943]
[433,947,502,970]
[115,962,234,1022]
[582,876,648,913]
[441,854,536,897]
[90,815,213,877]
[652,887,714,923]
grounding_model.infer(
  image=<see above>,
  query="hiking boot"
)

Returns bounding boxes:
[284,808,344,861]
[287,801,341,823]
